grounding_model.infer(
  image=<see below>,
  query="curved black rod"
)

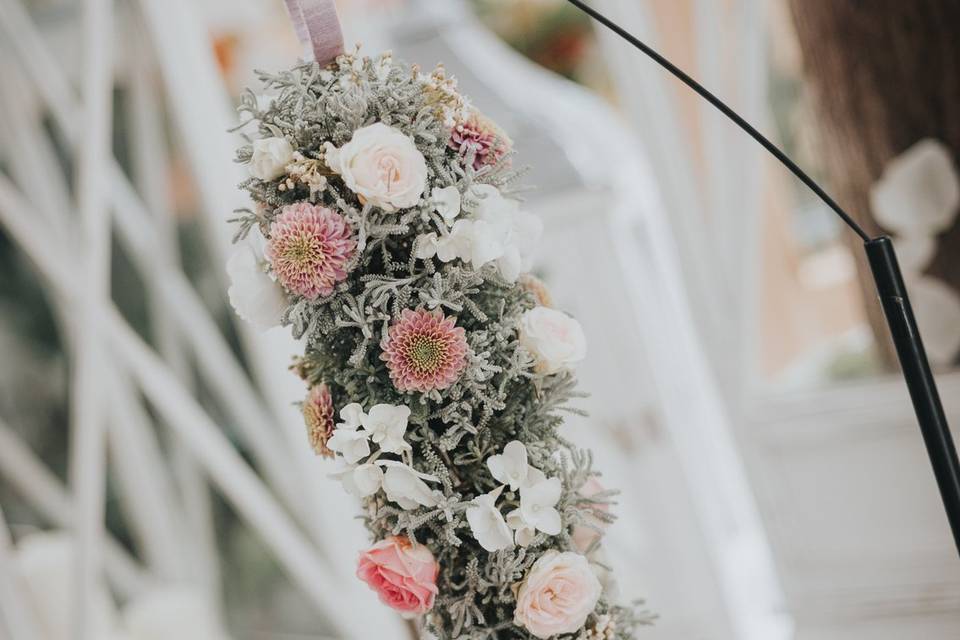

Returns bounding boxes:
[565,0,960,557]
[564,0,870,242]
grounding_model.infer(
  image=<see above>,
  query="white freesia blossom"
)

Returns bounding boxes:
[519,307,587,374]
[324,123,427,211]
[225,229,287,331]
[249,136,294,180]
[327,404,371,464]
[381,461,440,509]
[519,477,562,536]
[362,404,412,454]
[332,462,384,498]
[433,185,462,225]
[466,486,514,552]
[870,138,960,236]
[487,441,532,491]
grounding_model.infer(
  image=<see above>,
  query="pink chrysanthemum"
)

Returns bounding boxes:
[266,203,356,300]
[303,383,335,458]
[381,309,468,392]
[449,112,511,170]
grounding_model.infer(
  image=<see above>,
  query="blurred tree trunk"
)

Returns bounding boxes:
[788,0,960,368]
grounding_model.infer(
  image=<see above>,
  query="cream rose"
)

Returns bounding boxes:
[519,307,587,374]
[514,551,602,638]
[324,122,427,211]
[249,136,294,180]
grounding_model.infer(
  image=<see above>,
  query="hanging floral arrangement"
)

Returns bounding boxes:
[228,47,651,639]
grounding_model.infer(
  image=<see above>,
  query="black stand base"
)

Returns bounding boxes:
[865,236,960,556]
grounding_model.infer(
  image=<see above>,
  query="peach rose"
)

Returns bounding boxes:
[572,476,611,553]
[324,122,427,212]
[357,536,438,614]
[514,551,602,638]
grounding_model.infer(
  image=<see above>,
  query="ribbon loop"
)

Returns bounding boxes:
[284,0,345,67]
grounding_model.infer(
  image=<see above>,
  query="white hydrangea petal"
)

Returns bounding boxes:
[870,138,960,236]
[338,403,366,429]
[908,275,960,365]
[432,185,462,225]
[466,488,513,552]
[351,463,385,497]
[486,440,528,490]
[225,234,287,331]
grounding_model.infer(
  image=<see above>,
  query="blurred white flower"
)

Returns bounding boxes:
[225,229,287,331]
[361,404,412,454]
[14,532,117,640]
[249,136,294,181]
[519,307,587,375]
[380,461,440,510]
[327,404,372,464]
[332,462,384,498]
[466,486,514,552]
[870,138,960,236]
[894,235,937,274]
[432,185,462,225]
[907,275,960,365]
[486,440,532,491]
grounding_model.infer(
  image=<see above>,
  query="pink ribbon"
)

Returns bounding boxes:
[284,0,345,67]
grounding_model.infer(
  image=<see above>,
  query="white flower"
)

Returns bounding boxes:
[338,403,365,429]
[518,476,562,536]
[380,461,440,510]
[432,185,462,225]
[870,138,960,236]
[327,404,371,464]
[332,462,384,498]
[324,123,427,212]
[415,227,472,263]
[225,229,287,331]
[466,486,514,552]
[362,404,412,454]
[458,185,542,282]
[486,441,532,491]
[519,307,587,374]
[506,508,537,547]
[249,136,294,181]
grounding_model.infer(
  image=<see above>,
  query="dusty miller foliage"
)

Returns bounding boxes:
[232,51,652,639]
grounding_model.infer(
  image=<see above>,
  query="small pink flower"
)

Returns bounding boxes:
[571,476,610,553]
[514,551,602,639]
[266,202,356,300]
[357,536,439,614]
[381,309,468,392]
[449,111,511,170]
[302,383,335,458]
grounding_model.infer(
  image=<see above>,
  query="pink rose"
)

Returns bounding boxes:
[571,477,610,553]
[514,551,602,639]
[357,536,439,614]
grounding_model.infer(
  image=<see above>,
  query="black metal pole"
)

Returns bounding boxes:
[566,0,960,557]
[865,237,960,551]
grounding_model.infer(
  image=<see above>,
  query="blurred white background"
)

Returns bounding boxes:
[1,0,959,638]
